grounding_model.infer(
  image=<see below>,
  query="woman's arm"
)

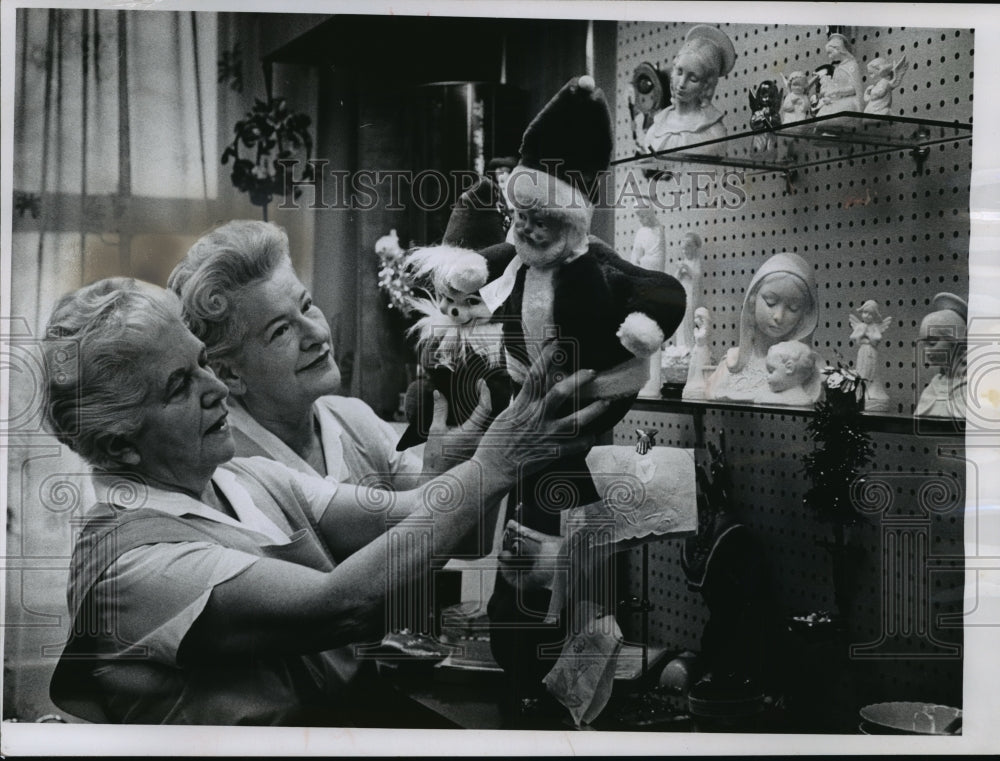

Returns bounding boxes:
[182,347,609,658]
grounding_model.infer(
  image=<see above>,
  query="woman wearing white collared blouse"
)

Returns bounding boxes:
[168,220,438,487]
[43,277,605,724]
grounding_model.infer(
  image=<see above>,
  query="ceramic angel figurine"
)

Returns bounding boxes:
[631,201,669,397]
[629,199,667,273]
[780,70,818,124]
[676,232,704,350]
[849,300,893,412]
[706,252,819,402]
[915,292,967,419]
[682,307,713,399]
[863,56,909,115]
[643,25,737,158]
[660,233,704,386]
[754,340,824,407]
[815,33,864,116]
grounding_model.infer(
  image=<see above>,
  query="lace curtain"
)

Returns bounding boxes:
[6,9,220,721]
[11,8,218,333]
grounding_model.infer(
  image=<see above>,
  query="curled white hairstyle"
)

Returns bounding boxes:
[43,278,183,470]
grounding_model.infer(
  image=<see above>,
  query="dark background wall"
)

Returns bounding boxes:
[268,15,617,416]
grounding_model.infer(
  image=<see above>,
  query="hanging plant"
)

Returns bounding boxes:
[221,97,314,220]
[801,363,875,616]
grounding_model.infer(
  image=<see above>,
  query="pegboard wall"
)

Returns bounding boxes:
[612,22,970,712]
[614,23,972,415]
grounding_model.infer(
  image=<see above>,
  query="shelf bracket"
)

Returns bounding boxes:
[783,169,798,194]
[910,146,931,174]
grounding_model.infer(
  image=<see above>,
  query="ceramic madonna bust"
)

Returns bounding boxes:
[705,252,819,402]
[914,292,967,419]
[643,25,737,158]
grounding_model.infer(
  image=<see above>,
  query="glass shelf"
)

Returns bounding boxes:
[630,395,966,436]
[613,112,973,174]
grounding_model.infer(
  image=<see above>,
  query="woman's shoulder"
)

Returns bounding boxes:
[315,394,381,422]
[314,394,400,446]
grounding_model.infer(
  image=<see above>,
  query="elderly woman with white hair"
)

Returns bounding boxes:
[166,220,452,488]
[43,277,606,725]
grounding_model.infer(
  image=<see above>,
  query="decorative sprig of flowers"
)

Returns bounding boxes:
[374,229,416,317]
[821,364,866,405]
[802,363,874,527]
[221,97,314,215]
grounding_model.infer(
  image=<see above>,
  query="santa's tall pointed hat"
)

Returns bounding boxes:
[506,75,613,250]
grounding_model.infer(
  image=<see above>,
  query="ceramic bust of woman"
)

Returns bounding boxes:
[815,33,864,116]
[643,25,737,158]
[706,252,819,402]
[915,292,967,419]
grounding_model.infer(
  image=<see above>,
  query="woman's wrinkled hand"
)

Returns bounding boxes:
[421,380,493,475]
[497,520,566,590]
[473,341,609,481]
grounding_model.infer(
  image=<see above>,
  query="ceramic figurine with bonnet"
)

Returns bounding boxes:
[682,306,713,400]
[643,25,737,157]
[914,292,967,419]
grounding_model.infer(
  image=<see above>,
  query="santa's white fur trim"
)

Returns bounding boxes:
[406,245,489,295]
[617,312,666,358]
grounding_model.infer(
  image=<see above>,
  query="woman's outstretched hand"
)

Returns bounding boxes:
[473,342,609,481]
[421,380,493,475]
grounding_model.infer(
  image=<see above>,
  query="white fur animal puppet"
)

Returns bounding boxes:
[396,180,515,451]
